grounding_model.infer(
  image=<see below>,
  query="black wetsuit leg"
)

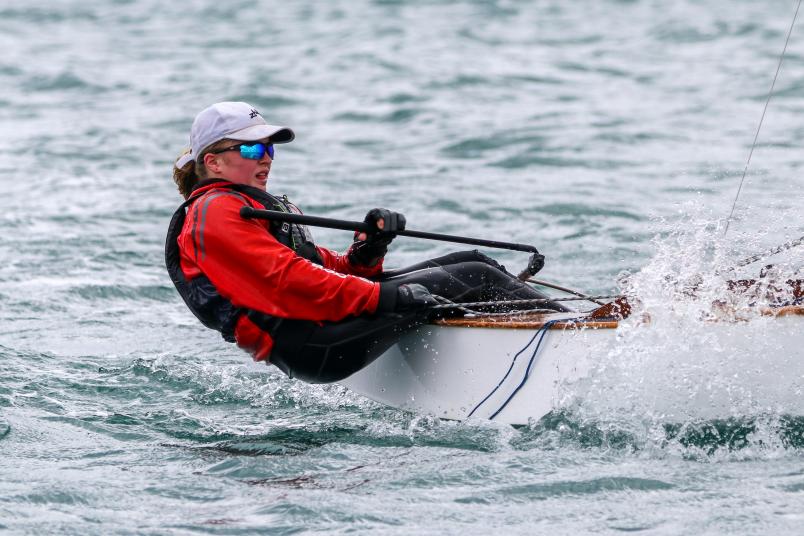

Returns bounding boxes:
[268,311,424,384]
[380,250,569,312]
[380,250,567,310]
[379,250,507,278]
[382,261,569,312]
[267,251,566,384]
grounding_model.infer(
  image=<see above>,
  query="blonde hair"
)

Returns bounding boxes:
[171,139,235,199]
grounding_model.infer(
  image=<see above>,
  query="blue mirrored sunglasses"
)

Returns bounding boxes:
[212,142,274,160]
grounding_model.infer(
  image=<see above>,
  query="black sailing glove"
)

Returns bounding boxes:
[347,208,407,268]
[376,283,439,313]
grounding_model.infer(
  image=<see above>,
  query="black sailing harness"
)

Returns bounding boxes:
[164,179,323,343]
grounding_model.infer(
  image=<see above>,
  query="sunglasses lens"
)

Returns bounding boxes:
[239,143,265,160]
[238,143,275,160]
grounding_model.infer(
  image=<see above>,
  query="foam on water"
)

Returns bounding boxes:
[549,202,804,457]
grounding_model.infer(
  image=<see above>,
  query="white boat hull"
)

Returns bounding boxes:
[340,307,804,425]
[340,315,612,425]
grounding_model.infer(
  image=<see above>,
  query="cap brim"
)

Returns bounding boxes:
[227,124,295,144]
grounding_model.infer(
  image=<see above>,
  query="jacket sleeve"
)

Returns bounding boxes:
[179,195,380,322]
[315,245,384,278]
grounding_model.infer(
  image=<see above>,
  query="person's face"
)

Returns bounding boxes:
[203,139,272,190]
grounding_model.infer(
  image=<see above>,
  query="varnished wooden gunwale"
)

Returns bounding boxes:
[434,305,804,330]
[435,312,619,330]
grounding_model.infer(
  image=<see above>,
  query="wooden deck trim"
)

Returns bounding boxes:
[435,313,619,330]
[434,305,804,329]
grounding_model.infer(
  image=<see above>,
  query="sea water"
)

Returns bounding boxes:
[1,0,803,533]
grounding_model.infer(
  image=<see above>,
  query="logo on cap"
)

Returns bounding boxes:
[249,108,260,118]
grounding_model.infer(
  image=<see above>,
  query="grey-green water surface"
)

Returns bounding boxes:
[1,1,804,534]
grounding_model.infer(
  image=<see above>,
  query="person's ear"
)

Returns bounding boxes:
[203,152,223,174]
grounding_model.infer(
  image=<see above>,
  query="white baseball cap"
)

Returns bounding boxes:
[175,101,295,168]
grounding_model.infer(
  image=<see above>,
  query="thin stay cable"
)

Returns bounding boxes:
[725,0,802,235]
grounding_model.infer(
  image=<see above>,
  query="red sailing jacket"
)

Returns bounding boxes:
[175,181,382,361]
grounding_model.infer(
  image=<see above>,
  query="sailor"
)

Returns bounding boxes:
[166,101,563,383]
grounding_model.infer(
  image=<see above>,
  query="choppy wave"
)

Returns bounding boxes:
[2,0,804,533]
[517,411,804,460]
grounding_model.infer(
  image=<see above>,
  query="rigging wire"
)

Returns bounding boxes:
[465,325,545,419]
[724,0,802,235]
[730,232,804,270]
[526,278,608,306]
[466,320,558,420]
[427,294,620,310]
[487,320,558,421]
